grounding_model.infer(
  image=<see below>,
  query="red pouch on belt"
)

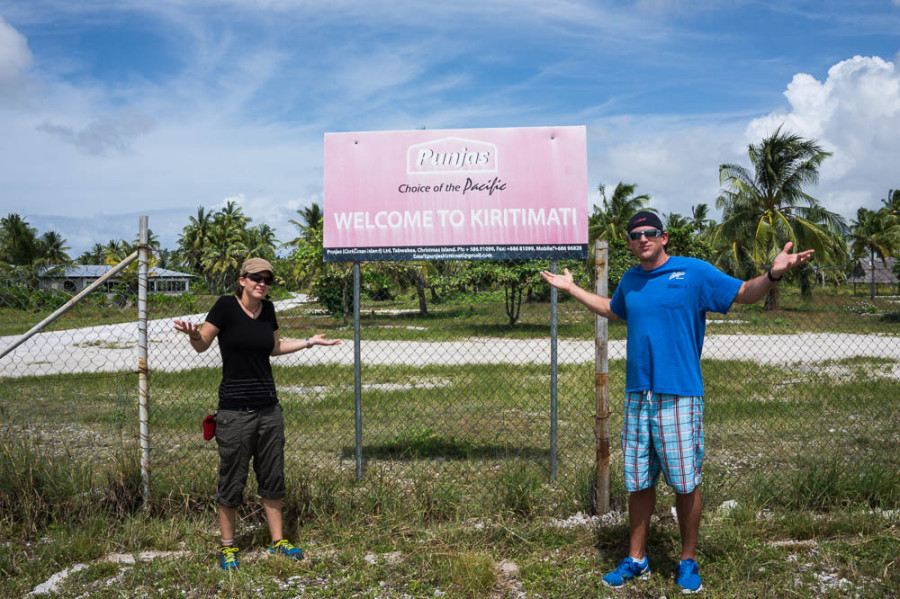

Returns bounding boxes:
[202,413,216,441]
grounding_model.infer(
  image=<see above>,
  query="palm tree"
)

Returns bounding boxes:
[156,248,173,269]
[217,200,248,234]
[102,239,130,263]
[287,203,324,247]
[588,183,651,243]
[849,207,900,299]
[881,188,900,217]
[200,204,252,293]
[664,212,690,230]
[201,231,247,294]
[713,127,848,308]
[132,229,161,256]
[177,207,213,275]
[77,243,106,265]
[690,203,714,235]
[247,223,278,259]
[0,213,40,265]
[37,231,71,264]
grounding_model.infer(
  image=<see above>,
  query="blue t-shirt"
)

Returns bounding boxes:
[609,256,742,396]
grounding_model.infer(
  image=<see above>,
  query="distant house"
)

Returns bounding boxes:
[39,265,193,295]
[846,257,900,296]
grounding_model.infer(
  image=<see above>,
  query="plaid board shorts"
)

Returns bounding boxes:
[621,391,704,494]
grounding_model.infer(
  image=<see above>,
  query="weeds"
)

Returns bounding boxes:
[775,458,900,511]
[0,438,95,534]
[432,551,496,598]
[2,445,898,598]
[2,287,899,596]
[496,463,546,517]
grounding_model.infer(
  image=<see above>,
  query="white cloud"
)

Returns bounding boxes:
[218,192,316,243]
[587,56,900,224]
[0,16,32,95]
[745,55,900,214]
[589,115,746,218]
[3,2,899,254]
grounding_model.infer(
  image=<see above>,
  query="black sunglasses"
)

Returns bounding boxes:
[627,228,664,241]
[244,272,274,285]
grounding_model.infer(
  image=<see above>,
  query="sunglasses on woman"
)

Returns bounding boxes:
[244,273,274,285]
[627,228,664,241]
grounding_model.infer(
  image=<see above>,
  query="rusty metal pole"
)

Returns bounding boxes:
[594,240,610,514]
[137,216,151,506]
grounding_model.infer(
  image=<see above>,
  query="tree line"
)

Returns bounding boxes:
[3,128,899,314]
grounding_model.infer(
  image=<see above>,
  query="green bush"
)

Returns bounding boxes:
[310,271,350,318]
[0,285,69,312]
[362,270,395,301]
[148,292,198,314]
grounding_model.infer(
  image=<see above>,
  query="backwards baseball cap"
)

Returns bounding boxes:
[627,211,664,233]
[241,257,274,275]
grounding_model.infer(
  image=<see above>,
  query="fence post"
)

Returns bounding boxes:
[353,262,363,482]
[137,216,151,507]
[594,240,610,514]
[549,259,558,483]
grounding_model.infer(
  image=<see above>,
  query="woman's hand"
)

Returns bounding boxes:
[173,319,202,341]
[308,333,341,347]
[174,319,217,352]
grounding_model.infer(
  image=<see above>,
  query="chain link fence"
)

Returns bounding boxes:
[1,258,898,516]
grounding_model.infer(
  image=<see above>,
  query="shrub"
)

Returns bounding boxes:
[310,271,351,318]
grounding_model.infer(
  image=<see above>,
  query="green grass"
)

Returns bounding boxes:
[2,286,899,597]
[2,356,897,509]
[1,457,897,598]
[2,357,898,596]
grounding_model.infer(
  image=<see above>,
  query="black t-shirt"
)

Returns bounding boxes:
[205,295,279,410]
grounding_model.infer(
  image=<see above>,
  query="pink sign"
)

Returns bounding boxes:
[323,126,587,261]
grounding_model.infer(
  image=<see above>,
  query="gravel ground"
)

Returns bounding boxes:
[2,295,899,377]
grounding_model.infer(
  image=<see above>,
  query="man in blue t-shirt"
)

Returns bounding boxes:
[540,211,813,594]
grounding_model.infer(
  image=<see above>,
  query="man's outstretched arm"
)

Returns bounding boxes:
[540,268,620,320]
[733,242,814,305]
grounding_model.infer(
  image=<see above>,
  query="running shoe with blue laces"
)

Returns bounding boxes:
[602,556,650,588]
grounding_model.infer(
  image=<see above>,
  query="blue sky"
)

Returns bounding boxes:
[1,0,899,255]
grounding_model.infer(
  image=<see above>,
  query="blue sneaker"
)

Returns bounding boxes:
[219,545,239,570]
[677,558,702,594]
[602,556,650,588]
[269,538,304,560]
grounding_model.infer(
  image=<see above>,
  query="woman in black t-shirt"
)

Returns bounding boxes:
[174,257,340,570]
